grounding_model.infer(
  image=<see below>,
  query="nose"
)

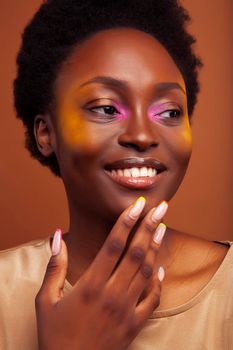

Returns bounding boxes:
[118,112,158,152]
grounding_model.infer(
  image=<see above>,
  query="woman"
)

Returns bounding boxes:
[1,0,232,349]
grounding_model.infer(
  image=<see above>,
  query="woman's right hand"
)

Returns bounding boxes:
[35,197,168,350]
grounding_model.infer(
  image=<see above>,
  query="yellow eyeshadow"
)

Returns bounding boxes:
[57,95,90,148]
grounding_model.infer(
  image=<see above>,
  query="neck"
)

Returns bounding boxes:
[63,203,180,286]
[63,203,114,284]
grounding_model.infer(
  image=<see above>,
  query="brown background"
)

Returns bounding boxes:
[1,0,233,250]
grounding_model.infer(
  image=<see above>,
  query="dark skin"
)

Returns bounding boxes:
[34,28,228,348]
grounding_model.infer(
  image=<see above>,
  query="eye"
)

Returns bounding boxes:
[84,99,128,124]
[149,102,184,125]
[89,105,120,117]
[158,109,181,119]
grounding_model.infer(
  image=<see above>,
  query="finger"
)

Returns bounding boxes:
[35,229,68,308]
[133,272,162,329]
[79,197,146,288]
[136,265,165,305]
[127,230,166,306]
[127,245,157,305]
[109,203,168,289]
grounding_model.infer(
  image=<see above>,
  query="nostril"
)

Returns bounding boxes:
[124,143,143,152]
[118,128,159,151]
[119,140,158,152]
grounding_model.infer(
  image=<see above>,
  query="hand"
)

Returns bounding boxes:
[35,198,168,350]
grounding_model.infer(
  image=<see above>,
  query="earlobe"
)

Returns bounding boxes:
[34,114,55,157]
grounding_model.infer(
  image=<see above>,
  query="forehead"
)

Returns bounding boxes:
[55,28,185,94]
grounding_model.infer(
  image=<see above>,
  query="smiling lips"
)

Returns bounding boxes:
[104,157,167,190]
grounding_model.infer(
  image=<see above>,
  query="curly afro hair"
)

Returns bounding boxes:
[14,0,202,177]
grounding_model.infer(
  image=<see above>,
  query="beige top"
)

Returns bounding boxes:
[0,237,233,350]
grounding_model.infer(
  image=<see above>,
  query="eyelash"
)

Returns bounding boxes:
[89,105,120,118]
[156,109,182,119]
[87,104,183,124]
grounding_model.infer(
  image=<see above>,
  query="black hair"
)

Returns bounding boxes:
[14,0,202,176]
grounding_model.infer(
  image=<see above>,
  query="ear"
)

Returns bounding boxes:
[34,114,55,157]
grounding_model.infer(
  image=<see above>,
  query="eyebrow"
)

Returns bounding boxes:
[79,76,186,95]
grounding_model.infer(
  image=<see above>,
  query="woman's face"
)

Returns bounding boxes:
[47,28,192,220]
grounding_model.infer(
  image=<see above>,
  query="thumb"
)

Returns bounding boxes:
[37,229,68,305]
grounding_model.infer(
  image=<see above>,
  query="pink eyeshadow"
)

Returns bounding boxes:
[114,102,130,121]
[148,102,173,121]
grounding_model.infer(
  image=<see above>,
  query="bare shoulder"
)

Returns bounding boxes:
[167,228,230,276]
[157,228,230,309]
[178,229,228,264]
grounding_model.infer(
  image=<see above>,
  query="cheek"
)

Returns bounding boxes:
[56,100,104,156]
[164,123,192,167]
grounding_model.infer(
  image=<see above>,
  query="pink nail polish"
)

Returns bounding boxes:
[153,223,167,244]
[151,201,168,222]
[158,266,165,282]
[128,196,146,219]
[52,229,62,256]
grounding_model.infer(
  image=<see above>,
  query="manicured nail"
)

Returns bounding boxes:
[151,201,168,222]
[128,196,146,219]
[52,228,62,256]
[158,266,165,282]
[153,223,167,244]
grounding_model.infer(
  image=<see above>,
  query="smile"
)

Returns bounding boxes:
[104,157,167,190]
[108,167,157,177]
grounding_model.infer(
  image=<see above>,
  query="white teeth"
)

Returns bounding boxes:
[152,168,157,176]
[110,167,158,177]
[117,169,124,176]
[148,168,153,177]
[140,167,148,177]
[131,167,140,177]
[123,169,131,177]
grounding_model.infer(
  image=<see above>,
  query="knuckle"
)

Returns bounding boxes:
[121,215,135,229]
[46,257,61,277]
[140,264,153,279]
[101,293,119,314]
[106,238,125,256]
[144,221,155,234]
[151,242,160,253]
[80,283,101,303]
[129,246,146,263]
[101,288,129,318]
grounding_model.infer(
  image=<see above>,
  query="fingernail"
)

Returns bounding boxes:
[158,266,165,282]
[52,229,62,256]
[128,196,146,219]
[153,223,167,244]
[151,201,168,222]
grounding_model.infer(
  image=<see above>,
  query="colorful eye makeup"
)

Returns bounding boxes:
[86,98,183,124]
[148,102,183,124]
[87,100,129,122]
